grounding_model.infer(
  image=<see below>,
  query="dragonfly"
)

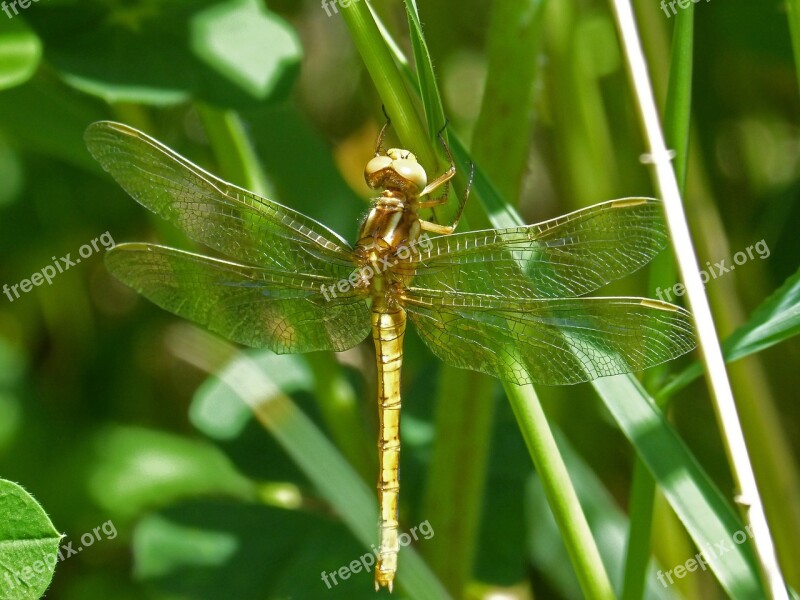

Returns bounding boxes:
[85,119,695,592]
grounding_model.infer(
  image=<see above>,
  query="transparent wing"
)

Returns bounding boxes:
[408,198,668,299]
[107,243,370,354]
[403,290,695,385]
[85,121,355,277]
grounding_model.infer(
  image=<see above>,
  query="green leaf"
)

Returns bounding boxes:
[87,427,256,519]
[0,479,61,600]
[191,0,301,102]
[0,19,41,91]
[660,263,800,399]
[29,0,300,107]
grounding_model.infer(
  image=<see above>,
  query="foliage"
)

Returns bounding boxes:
[0,0,799,599]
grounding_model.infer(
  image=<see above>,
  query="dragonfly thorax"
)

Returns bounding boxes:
[365,147,428,195]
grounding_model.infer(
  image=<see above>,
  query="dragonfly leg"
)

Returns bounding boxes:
[374,106,392,155]
[418,126,474,234]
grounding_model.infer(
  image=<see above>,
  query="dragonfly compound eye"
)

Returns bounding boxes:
[391,158,427,190]
[365,155,393,188]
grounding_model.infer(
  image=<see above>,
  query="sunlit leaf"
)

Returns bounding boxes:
[0,19,41,90]
[0,479,61,600]
[191,0,300,102]
[28,0,299,106]
[88,427,256,519]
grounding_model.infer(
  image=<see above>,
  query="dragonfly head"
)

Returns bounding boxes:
[365,148,428,194]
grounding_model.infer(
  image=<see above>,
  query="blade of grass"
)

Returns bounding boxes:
[609,0,788,597]
[623,5,694,598]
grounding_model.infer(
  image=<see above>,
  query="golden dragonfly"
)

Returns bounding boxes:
[85,119,695,592]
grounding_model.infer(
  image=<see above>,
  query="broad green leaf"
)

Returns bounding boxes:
[660,263,800,399]
[403,0,445,140]
[28,0,300,107]
[0,479,61,600]
[0,19,41,90]
[88,426,256,519]
[191,0,300,102]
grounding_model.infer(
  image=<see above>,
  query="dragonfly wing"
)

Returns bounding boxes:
[408,198,667,299]
[85,121,354,277]
[107,243,371,354]
[403,290,695,385]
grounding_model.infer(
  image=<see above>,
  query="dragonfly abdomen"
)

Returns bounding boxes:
[371,306,406,592]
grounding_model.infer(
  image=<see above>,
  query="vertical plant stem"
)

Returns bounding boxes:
[471,0,548,203]
[624,6,694,598]
[338,3,436,171]
[621,458,656,600]
[609,1,788,597]
[506,382,615,600]
[196,105,271,197]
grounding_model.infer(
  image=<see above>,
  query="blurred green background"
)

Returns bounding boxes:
[0,0,799,598]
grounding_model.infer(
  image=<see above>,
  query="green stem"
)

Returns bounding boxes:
[625,5,694,598]
[662,8,694,192]
[506,382,615,600]
[621,457,656,600]
[196,104,270,196]
[472,0,548,204]
[339,2,436,171]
